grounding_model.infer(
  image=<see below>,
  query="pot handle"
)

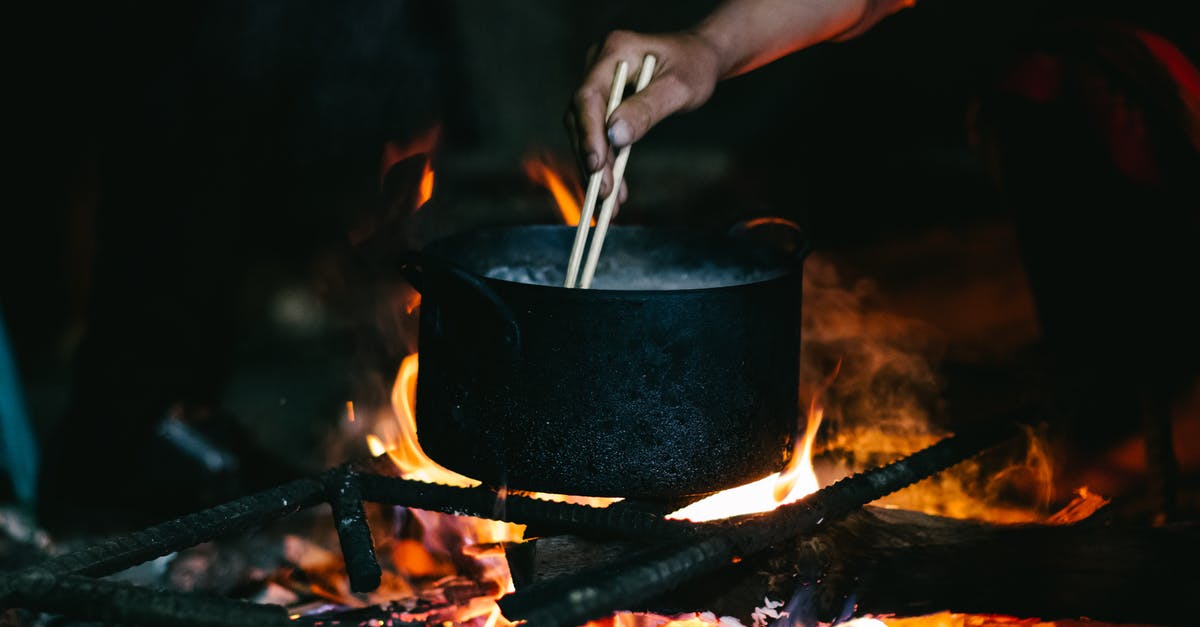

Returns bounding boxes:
[728,216,812,262]
[396,251,522,362]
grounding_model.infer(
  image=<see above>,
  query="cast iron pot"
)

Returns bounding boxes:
[398,223,807,498]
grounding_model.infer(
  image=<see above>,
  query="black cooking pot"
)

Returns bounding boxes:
[398,223,807,498]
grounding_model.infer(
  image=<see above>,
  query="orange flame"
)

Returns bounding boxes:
[513,490,622,508]
[378,353,481,487]
[365,433,388,457]
[382,125,440,210]
[666,403,823,522]
[360,352,627,621]
[774,400,824,502]
[1046,486,1110,525]
[382,125,440,182]
[370,353,620,509]
[418,160,435,209]
[365,353,522,608]
[333,250,1111,627]
[667,363,841,523]
[523,153,593,226]
[404,288,422,315]
[359,344,1096,626]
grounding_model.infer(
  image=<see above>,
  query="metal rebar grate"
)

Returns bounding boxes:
[0,423,1016,627]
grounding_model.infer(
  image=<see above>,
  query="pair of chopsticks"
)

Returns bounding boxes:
[564,54,658,289]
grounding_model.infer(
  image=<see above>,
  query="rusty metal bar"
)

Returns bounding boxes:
[4,571,292,627]
[499,423,1019,627]
[325,469,382,592]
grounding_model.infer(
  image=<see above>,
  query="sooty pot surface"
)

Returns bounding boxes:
[404,225,805,498]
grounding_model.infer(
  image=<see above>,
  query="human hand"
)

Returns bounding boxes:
[566,30,724,204]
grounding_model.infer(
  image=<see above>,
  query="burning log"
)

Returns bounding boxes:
[498,423,1018,627]
[523,508,1200,627]
[797,507,1199,625]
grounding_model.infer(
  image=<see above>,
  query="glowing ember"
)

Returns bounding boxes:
[583,611,740,627]
[667,403,823,522]
[843,619,889,627]
[1046,486,1110,525]
[584,609,1061,627]
[364,353,523,609]
[523,152,591,226]
[866,613,1061,627]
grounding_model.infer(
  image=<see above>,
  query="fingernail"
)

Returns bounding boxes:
[608,120,632,147]
[586,152,600,171]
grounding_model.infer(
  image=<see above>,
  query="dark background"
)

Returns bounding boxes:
[2,0,1196,526]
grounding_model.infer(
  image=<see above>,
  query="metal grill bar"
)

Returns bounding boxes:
[0,423,1017,627]
[498,423,1018,627]
[4,571,293,627]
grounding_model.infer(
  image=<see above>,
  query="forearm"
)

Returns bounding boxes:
[693,0,915,79]
[567,0,915,192]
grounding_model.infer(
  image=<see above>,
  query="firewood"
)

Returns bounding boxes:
[515,507,1200,626]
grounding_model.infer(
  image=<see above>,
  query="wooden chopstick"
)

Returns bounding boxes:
[579,54,657,290]
[564,61,629,288]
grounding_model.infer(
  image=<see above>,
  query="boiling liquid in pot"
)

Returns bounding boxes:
[484,244,785,290]
[434,225,793,291]
[484,263,783,290]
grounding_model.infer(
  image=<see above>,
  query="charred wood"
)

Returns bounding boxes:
[516,508,1200,627]
[810,507,1199,625]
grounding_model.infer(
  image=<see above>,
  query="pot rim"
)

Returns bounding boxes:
[424,223,807,297]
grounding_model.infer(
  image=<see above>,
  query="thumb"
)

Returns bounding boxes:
[606,76,693,148]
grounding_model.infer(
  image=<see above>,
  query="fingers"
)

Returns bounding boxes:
[569,102,618,199]
[572,85,609,174]
[573,30,713,213]
[573,32,646,174]
[599,170,629,220]
[598,148,616,198]
[606,76,692,148]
